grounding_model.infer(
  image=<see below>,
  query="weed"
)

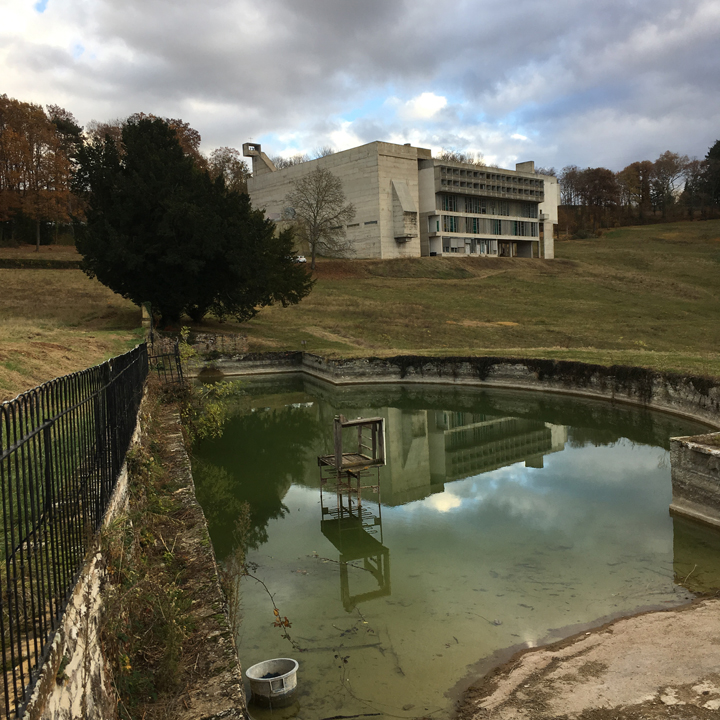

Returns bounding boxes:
[100,384,193,719]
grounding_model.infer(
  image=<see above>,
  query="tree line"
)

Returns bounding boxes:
[0,94,312,325]
[0,95,251,247]
[540,145,720,237]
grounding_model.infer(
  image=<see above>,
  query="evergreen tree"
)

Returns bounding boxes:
[76,117,312,325]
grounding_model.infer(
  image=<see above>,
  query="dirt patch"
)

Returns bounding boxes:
[304,326,371,348]
[447,320,519,328]
[313,259,368,280]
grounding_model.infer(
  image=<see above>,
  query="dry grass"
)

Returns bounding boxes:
[0,243,81,259]
[208,219,720,379]
[0,265,142,402]
[2,220,719,400]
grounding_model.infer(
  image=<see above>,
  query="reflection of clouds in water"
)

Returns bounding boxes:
[543,440,667,489]
[390,440,672,555]
[423,492,462,513]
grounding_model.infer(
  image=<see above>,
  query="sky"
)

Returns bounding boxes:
[1,0,719,171]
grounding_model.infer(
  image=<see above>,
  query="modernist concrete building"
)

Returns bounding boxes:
[243,140,559,260]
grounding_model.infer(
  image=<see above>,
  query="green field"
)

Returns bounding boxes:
[1,220,719,401]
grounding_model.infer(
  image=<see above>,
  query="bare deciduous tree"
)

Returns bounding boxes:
[437,148,486,166]
[284,167,355,269]
[271,153,309,169]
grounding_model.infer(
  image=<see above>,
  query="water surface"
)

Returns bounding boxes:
[192,376,717,719]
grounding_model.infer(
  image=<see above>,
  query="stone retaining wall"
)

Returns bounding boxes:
[191,352,720,429]
[23,398,247,720]
[671,436,720,528]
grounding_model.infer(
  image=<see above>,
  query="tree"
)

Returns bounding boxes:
[703,140,720,208]
[208,146,250,194]
[271,152,309,169]
[76,117,313,325]
[559,165,581,206]
[284,167,356,269]
[617,160,653,220]
[679,158,706,218]
[651,150,688,217]
[0,95,72,248]
[437,148,486,166]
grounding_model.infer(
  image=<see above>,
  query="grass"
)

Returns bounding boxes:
[209,219,720,379]
[1,220,719,401]
[0,245,142,401]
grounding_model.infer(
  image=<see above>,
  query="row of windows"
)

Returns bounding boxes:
[439,166,543,187]
[440,216,538,237]
[442,238,498,254]
[440,178,541,196]
[440,195,538,218]
[346,221,378,228]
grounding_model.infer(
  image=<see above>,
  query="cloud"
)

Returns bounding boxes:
[1,0,718,169]
[399,92,448,120]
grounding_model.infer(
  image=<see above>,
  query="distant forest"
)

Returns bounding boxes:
[1,92,719,246]
[539,147,720,237]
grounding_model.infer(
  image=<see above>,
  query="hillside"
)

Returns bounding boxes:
[1,219,718,400]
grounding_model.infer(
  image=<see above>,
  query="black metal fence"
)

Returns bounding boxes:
[0,344,149,718]
[148,336,184,385]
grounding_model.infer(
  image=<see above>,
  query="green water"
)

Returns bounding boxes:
[191,375,719,719]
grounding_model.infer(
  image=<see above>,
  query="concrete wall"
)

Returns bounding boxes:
[538,175,559,259]
[671,436,720,528]
[376,143,424,258]
[249,143,383,258]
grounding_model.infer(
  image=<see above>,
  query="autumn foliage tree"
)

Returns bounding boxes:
[0,95,74,248]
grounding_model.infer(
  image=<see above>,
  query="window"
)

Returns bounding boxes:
[442,195,458,212]
[443,216,459,232]
[469,217,480,234]
[364,220,377,225]
[492,219,502,235]
[466,197,480,214]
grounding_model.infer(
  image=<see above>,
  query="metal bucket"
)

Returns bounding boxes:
[245,657,299,708]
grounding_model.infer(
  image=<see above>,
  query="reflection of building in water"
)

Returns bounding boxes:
[318,416,391,612]
[429,412,568,483]
[378,409,567,506]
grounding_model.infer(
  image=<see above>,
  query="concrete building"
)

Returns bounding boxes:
[244,140,559,260]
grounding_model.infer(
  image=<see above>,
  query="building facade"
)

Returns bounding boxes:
[244,140,559,260]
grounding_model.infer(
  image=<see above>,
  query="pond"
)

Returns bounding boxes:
[191,375,720,719]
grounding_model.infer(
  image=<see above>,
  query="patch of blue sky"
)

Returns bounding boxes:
[340,93,390,123]
[72,44,85,59]
[34,0,49,13]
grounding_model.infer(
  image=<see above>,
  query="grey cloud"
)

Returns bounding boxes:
[2,0,719,169]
